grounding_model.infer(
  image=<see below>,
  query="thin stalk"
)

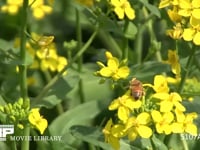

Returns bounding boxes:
[21,125,30,150]
[76,8,85,103]
[10,140,17,150]
[122,20,129,60]
[134,24,144,64]
[178,48,195,93]
[32,28,98,106]
[19,0,30,150]
[19,0,28,100]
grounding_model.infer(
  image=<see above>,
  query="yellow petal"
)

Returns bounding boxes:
[116,66,130,78]
[107,58,119,70]
[193,32,200,45]
[159,0,171,8]
[185,124,197,136]
[114,7,124,19]
[118,106,129,122]
[137,112,150,125]
[183,28,195,41]
[192,9,200,19]
[128,129,137,141]
[109,99,120,110]
[125,7,135,20]
[151,110,162,122]
[111,124,125,138]
[137,125,152,138]
[100,67,113,77]
[172,123,184,133]
[160,101,173,112]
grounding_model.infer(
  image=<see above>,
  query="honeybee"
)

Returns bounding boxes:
[129,78,144,100]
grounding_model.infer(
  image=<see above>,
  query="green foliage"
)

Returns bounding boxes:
[0,0,200,150]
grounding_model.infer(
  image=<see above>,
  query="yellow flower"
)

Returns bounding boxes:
[110,0,135,20]
[28,108,48,134]
[96,51,130,81]
[1,0,23,15]
[102,119,121,150]
[30,0,53,20]
[76,0,94,6]
[166,23,183,39]
[163,50,181,77]
[151,110,174,134]
[153,92,185,112]
[172,112,198,135]
[144,75,169,93]
[109,91,141,123]
[182,17,200,45]
[167,6,182,23]
[125,112,152,141]
[158,0,178,9]
[1,0,52,19]
[178,0,200,20]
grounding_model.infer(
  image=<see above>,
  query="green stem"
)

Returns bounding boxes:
[122,20,129,60]
[19,0,29,150]
[98,30,122,58]
[10,140,17,150]
[32,28,98,106]
[134,24,144,64]
[76,9,85,103]
[178,47,195,93]
[19,0,28,100]
[21,125,30,150]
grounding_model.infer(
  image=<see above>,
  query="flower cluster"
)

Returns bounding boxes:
[159,0,200,45]
[163,49,181,79]
[28,108,48,134]
[110,0,135,20]
[102,74,198,150]
[0,0,53,19]
[0,98,48,134]
[15,33,68,73]
[95,51,130,81]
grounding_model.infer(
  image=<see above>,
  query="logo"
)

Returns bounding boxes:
[0,125,14,141]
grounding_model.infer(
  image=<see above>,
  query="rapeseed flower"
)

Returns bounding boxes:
[178,0,200,20]
[76,0,94,6]
[125,112,152,140]
[102,119,121,150]
[28,108,48,134]
[1,0,52,19]
[151,110,174,134]
[144,75,169,93]
[110,0,135,20]
[109,91,142,123]
[182,17,200,45]
[172,112,198,135]
[153,92,185,112]
[96,51,129,81]
[164,50,181,77]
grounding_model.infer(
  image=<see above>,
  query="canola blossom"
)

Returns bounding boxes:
[103,74,198,149]
[95,51,129,81]
[159,0,200,45]
[1,0,52,19]
[28,108,48,134]
[110,0,135,20]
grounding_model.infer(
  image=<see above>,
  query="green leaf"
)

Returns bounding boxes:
[140,0,161,18]
[70,125,113,150]
[70,125,141,150]
[0,39,13,51]
[99,16,123,35]
[31,72,80,108]
[151,135,168,150]
[124,22,137,39]
[49,100,105,150]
